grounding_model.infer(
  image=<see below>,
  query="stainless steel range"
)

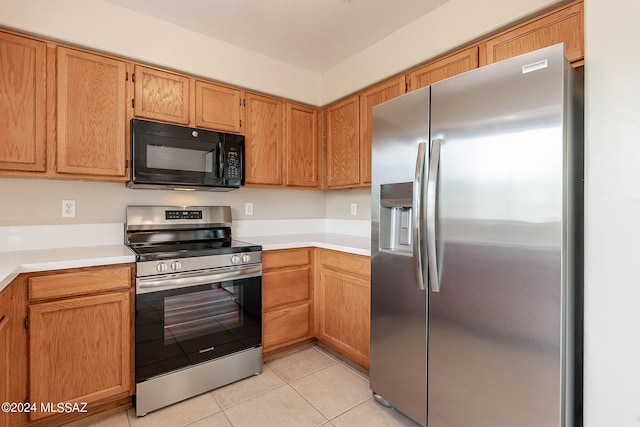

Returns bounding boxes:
[126,205,262,416]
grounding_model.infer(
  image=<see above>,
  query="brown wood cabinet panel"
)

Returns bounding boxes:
[262,248,312,353]
[29,291,131,420]
[134,65,190,125]
[195,81,243,133]
[245,92,284,185]
[407,47,479,91]
[316,262,370,368]
[0,32,46,174]
[0,288,10,427]
[29,265,131,302]
[285,103,319,188]
[325,96,359,188]
[359,77,405,185]
[56,47,128,178]
[0,277,28,427]
[314,249,371,368]
[481,2,584,66]
[263,266,310,311]
[263,303,310,352]
[263,248,310,270]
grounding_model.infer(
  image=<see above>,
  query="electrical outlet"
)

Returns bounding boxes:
[245,202,254,216]
[62,200,76,218]
[350,203,358,216]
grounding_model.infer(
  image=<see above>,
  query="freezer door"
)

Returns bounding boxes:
[370,87,430,426]
[427,44,577,427]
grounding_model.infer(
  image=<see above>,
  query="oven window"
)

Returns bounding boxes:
[135,277,261,382]
[146,145,214,173]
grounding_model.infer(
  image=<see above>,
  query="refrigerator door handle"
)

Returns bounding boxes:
[413,141,427,291]
[427,139,441,292]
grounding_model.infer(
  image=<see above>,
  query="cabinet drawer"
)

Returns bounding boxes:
[29,265,132,302]
[316,249,370,281]
[263,266,309,310]
[263,248,310,270]
[263,303,309,351]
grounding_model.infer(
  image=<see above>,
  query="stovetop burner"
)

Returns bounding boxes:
[130,239,261,262]
[125,205,262,268]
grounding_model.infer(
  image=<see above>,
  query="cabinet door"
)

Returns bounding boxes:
[134,65,190,125]
[245,92,284,185]
[286,103,319,188]
[29,291,132,420]
[56,47,128,178]
[359,77,405,185]
[195,81,243,133]
[407,47,479,91]
[0,32,46,174]
[0,290,10,427]
[315,250,371,368]
[481,2,584,66]
[325,95,359,188]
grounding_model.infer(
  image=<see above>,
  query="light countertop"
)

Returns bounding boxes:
[0,222,371,294]
[238,233,371,256]
[0,245,136,292]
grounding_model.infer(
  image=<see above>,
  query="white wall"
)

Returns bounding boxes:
[583,0,640,425]
[320,0,562,104]
[0,0,321,105]
[0,178,325,225]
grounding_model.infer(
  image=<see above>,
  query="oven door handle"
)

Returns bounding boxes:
[136,265,262,294]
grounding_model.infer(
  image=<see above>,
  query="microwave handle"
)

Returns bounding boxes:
[218,142,225,178]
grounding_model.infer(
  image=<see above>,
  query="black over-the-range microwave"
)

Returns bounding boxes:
[127,118,244,191]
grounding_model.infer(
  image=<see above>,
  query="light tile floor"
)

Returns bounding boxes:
[81,346,420,427]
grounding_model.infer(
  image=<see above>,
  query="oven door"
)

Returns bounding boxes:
[135,265,262,383]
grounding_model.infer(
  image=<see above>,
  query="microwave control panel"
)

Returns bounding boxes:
[226,151,240,180]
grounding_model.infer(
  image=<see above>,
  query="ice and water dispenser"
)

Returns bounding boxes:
[379,182,415,255]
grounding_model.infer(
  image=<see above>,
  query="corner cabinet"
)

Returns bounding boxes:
[244,92,285,185]
[314,249,371,369]
[324,95,360,188]
[26,264,134,424]
[262,248,313,353]
[56,47,130,179]
[285,103,320,188]
[0,32,46,175]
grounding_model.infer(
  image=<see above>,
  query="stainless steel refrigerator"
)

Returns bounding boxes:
[370,43,583,427]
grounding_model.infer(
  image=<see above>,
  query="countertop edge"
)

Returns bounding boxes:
[0,245,136,294]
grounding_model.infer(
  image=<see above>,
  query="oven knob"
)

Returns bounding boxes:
[231,255,240,264]
[156,262,167,273]
[171,261,182,271]
[241,254,251,263]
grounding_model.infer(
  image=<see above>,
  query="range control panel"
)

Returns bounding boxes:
[165,210,203,220]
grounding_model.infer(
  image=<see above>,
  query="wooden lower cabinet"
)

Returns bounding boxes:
[28,291,131,421]
[0,264,135,426]
[314,249,371,369]
[262,248,313,353]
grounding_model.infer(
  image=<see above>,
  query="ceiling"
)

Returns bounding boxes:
[105,0,448,72]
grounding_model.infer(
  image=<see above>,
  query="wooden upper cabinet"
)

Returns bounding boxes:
[56,47,128,179]
[407,47,479,91]
[359,77,405,185]
[285,103,319,188]
[0,32,46,174]
[133,65,190,125]
[324,95,359,189]
[481,2,584,67]
[195,81,244,133]
[245,92,284,185]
